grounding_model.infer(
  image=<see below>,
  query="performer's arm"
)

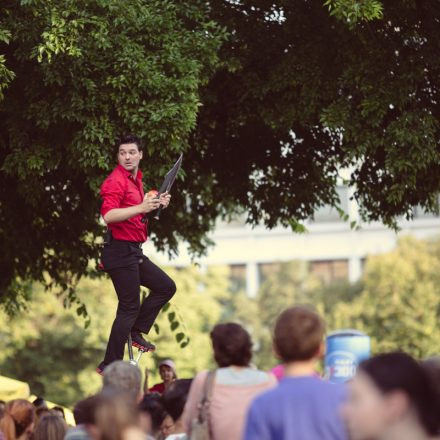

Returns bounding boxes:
[104,193,160,224]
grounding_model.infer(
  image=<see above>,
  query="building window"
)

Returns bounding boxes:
[411,195,440,218]
[309,259,349,283]
[258,262,282,284]
[313,187,349,223]
[229,264,246,293]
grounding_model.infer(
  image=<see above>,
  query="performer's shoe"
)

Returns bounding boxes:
[96,361,107,376]
[131,330,156,352]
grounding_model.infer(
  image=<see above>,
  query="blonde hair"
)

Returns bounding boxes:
[33,412,67,440]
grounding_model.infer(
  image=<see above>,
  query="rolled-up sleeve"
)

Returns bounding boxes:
[100,176,125,217]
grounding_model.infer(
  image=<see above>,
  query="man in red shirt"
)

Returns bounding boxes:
[97,134,176,374]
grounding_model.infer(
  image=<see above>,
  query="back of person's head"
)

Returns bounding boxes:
[33,413,67,440]
[35,406,50,422]
[138,394,166,436]
[102,360,142,402]
[73,395,101,426]
[423,356,440,401]
[359,352,440,436]
[161,379,193,422]
[51,406,65,420]
[0,399,35,440]
[274,306,325,363]
[0,400,5,420]
[210,322,252,367]
[32,397,47,409]
[92,390,140,440]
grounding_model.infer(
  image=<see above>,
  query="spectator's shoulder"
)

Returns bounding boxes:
[186,370,210,392]
[319,379,348,401]
[250,381,279,409]
[64,426,90,440]
[194,369,210,378]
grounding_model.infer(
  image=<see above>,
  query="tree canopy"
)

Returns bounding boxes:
[1,0,439,307]
[191,0,440,231]
[0,0,224,308]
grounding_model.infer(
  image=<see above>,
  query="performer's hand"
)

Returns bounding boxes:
[159,192,171,209]
[139,193,161,214]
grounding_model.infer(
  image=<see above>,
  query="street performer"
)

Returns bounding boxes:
[97,134,176,374]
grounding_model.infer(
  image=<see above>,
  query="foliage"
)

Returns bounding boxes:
[231,236,440,368]
[224,261,354,369]
[191,0,440,236]
[0,26,14,100]
[0,280,106,407]
[0,264,228,406]
[333,236,440,358]
[0,0,225,307]
[144,265,228,383]
[1,0,440,327]
[324,0,383,27]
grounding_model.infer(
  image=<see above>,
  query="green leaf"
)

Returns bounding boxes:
[153,323,160,335]
[288,219,308,234]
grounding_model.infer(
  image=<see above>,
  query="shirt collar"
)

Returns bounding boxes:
[117,164,142,180]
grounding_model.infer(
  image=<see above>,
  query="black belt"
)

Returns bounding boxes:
[111,239,143,248]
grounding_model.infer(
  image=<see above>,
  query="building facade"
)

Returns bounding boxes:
[145,188,440,296]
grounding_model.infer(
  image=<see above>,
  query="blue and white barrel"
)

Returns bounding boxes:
[325,329,371,383]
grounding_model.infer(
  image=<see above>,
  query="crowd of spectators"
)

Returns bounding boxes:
[0,305,439,440]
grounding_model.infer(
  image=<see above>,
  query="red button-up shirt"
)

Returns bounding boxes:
[100,164,148,242]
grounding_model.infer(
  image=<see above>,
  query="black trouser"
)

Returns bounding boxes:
[103,254,176,365]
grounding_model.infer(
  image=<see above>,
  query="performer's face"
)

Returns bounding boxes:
[118,143,143,173]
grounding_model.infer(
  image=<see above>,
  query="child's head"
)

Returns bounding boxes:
[274,306,325,363]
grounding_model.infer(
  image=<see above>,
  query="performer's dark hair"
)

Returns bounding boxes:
[161,379,192,422]
[359,352,440,436]
[274,306,324,362]
[117,134,143,152]
[210,323,252,367]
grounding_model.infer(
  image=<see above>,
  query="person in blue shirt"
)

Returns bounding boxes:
[244,306,348,440]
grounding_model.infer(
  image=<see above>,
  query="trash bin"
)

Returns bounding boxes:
[325,329,371,383]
